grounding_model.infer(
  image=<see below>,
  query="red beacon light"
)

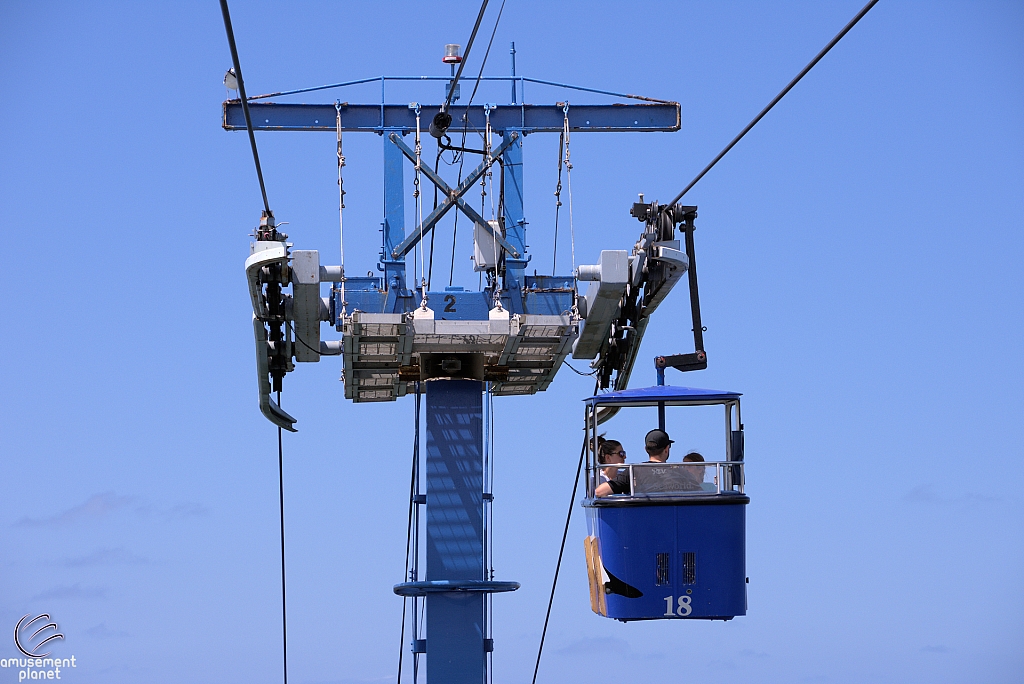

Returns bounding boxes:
[443,44,462,64]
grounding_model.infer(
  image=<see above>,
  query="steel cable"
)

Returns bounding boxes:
[397,385,422,684]
[276,393,289,684]
[442,0,491,114]
[465,0,507,112]
[666,0,880,207]
[222,8,287,680]
[219,0,271,214]
[531,379,599,684]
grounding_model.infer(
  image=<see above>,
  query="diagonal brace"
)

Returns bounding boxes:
[388,132,520,260]
[418,159,497,238]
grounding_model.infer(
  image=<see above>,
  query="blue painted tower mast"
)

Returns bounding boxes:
[231,51,681,684]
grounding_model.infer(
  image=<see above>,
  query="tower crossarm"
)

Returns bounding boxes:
[223,102,680,133]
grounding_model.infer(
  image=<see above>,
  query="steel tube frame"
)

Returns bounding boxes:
[223,102,680,133]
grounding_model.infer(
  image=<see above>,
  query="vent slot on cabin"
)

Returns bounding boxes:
[655,553,671,586]
[682,551,697,585]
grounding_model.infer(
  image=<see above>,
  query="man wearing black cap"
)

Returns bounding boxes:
[644,429,674,458]
[595,429,701,496]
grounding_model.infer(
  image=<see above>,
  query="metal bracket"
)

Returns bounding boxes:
[252,315,298,432]
[244,242,289,320]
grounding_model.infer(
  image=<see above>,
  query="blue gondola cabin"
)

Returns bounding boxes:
[582,385,747,621]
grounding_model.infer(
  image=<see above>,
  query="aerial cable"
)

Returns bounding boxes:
[448,155,466,288]
[440,0,505,284]
[397,384,422,684]
[430,0,490,137]
[444,0,489,112]
[439,0,505,289]
[561,359,599,377]
[219,0,271,215]
[222,7,289,682]
[665,0,880,207]
[336,103,347,317]
[531,413,592,684]
[427,146,444,290]
[288,323,322,357]
[276,394,290,684]
[464,0,508,115]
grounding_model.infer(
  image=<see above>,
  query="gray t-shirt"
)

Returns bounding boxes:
[611,463,702,494]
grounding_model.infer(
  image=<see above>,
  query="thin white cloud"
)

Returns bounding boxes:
[85,623,130,639]
[922,644,952,653]
[15,492,135,528]
[904,484,999,505]
[61,547,149,568]
[31,583,106,601]
[14,493,210,528]
[555,635,631,656]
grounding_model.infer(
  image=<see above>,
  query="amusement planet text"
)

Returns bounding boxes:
[0,657,76,681]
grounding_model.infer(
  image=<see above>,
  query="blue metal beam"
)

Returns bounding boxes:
[382,129,407,298]
[501,131,527,311]
[223,102,680,133]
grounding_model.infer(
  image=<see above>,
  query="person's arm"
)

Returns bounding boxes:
[596,472,630,497]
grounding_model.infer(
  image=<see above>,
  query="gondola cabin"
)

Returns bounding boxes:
[582,385,747,621]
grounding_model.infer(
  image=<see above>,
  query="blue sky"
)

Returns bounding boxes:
[1,1,1021,683]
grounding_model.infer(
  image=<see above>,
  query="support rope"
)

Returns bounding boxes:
[561,104,582,317]
[465,0,508,111]
[551,124,564,275]
[413,106,427,309]
[484,108,503,309]
[665,0,880,207]
[562,104,577,280]
[397,384,422,684]
[276,392,289,684]
[531,435,588,684]
[449,150,466,287]
[427,148,441,290]
[441,0,490,114]
[219,0,271,214]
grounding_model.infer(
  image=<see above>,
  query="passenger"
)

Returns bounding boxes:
[596,436,626,482]
[596,429,700,496]
[682,451,716,491]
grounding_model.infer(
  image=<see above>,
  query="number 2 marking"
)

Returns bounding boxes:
[663,595,692,616]
[443,294,457,313]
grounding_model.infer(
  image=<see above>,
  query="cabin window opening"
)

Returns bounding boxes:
[682,552,697,585]
[655,553,671,585]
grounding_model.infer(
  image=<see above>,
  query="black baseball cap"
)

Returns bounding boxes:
[645,429,674,451]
